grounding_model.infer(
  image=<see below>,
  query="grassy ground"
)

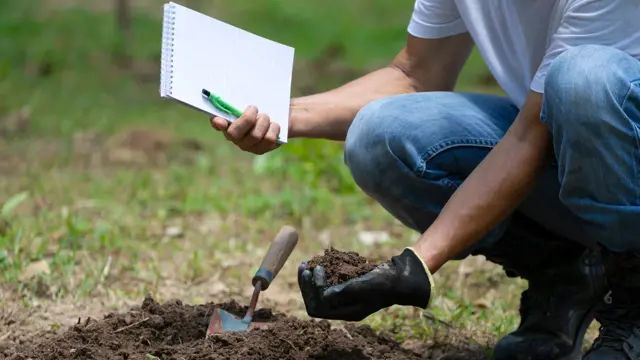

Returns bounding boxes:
[1,0,595,356]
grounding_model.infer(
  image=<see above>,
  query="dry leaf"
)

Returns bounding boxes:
[19,260,50,282]
[473,289,497,310]
[357,231,390,245]
[163,226,183,238]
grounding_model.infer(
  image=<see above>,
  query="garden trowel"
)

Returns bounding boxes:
[206,225,299,336]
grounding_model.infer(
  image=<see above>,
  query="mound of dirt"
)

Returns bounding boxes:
[305,247,380,286]
[5,295,490,360]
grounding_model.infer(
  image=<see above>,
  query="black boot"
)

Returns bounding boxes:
[584,249,640,359]
[479,212,608,360]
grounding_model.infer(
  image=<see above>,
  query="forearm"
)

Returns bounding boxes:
[288,66,417,141]
[412,92,551,272]
[288,33,474,141]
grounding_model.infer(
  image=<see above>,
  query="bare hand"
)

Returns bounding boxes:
[210,105,280,155]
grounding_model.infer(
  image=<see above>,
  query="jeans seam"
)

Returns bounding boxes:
[416,138,498,177]
[622,78,639,106]
[624,78,640,204]
[633,124,640,205]
[441,178,459,190]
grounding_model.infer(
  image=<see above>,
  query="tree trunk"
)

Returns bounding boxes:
[114,0,132,69]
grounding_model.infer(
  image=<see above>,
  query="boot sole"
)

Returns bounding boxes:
[560,301,602,360]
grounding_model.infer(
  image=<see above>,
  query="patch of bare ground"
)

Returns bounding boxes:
[70,128,205,169]
[5,295,492,360]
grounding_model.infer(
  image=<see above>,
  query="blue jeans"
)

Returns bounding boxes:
[344,45,640,259]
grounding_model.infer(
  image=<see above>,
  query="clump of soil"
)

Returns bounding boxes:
[306,247,381,286]
[5,295,490,360]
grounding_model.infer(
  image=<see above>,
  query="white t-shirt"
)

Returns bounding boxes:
[408,0,640,108]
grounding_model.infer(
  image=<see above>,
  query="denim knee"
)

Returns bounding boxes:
[344,92,511,198]
[344,96,414,199]
[542,44,638,136]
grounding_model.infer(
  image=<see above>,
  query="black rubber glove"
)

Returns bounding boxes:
[297,247,435,322]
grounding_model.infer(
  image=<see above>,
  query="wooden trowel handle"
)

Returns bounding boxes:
[252,225,299,290]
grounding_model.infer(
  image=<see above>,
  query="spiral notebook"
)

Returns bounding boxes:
[160,2,295,142]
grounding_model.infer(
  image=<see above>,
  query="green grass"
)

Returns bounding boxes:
[0,0,526,352]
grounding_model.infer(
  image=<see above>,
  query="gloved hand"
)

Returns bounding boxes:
[297,247,435,322]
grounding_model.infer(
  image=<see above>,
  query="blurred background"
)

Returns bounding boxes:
[2,0,542,353]
[0,0,500,154]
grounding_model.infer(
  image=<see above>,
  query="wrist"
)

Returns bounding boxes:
[411,228,455,273]
[287,98,308,139]
[393,248,435,308]
[287,95,354,141]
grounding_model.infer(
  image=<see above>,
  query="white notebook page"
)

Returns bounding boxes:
[165,2,295,142]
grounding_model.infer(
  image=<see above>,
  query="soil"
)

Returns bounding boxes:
[306,248,380,286]
[5,295,491,360]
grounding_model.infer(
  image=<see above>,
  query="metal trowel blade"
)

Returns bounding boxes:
[206,308,268,337]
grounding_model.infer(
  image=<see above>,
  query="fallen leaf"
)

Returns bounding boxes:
[357,231,390,245]
[164,226,183,238]
[19,259,50,282]
[473,289,497,310]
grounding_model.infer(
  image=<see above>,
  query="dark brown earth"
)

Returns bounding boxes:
[306,247,380,286]
[5,295,491,360]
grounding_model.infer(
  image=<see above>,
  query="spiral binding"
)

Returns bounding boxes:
[160,3,177,97]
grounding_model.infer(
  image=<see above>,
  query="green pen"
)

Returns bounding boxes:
[201,88,282,143]
[202,89,242,118]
